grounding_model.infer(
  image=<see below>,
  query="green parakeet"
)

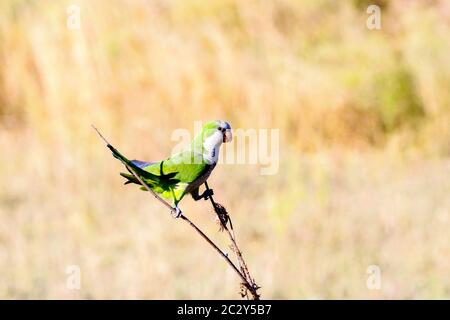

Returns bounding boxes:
[98,120,232,217]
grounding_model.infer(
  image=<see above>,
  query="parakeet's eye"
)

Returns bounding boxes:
[218,127,225,132]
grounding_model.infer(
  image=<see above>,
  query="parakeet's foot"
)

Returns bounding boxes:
[191,187,214,201]
[202,188,214,200]
[172,206,183,218]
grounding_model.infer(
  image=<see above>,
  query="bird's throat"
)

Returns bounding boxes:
[202,131,223,164]
[203,145,220,164]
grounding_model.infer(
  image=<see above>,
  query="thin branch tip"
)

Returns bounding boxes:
[91,124,110,145]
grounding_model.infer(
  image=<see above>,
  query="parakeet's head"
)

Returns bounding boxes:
[202,120,233,143]
[202,120,233,142]
[216,120,233,143]
[196,120,232,164]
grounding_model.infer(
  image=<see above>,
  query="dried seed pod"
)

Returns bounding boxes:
[240,283,249,298]
[213,202,229,231]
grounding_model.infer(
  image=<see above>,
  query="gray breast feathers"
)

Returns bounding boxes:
[186,164,216,193]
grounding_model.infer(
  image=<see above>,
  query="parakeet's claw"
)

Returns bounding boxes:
[202,188,214,200]
[172,206,183,218]
[191,187,214,201]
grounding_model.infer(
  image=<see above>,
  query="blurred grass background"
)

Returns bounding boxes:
[0,0,449,299]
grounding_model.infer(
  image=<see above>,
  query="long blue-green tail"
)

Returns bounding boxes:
[92,125,179,188]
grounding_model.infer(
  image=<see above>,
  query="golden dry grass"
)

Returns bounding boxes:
[0,0,449,298]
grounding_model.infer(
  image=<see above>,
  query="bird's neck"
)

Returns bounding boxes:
[203,144,221,164]
[189,130,223,164]
[202,131,223,164]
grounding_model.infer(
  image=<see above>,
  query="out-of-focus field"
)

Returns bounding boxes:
[0,0,449,299]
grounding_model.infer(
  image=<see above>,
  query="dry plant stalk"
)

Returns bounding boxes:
[204,182,260,299]
[124,164,260,300]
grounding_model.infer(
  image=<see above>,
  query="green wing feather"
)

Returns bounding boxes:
[139,151,209,204]
[117,149,209,205]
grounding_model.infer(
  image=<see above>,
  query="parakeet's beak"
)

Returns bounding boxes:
[223,130,232,143]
